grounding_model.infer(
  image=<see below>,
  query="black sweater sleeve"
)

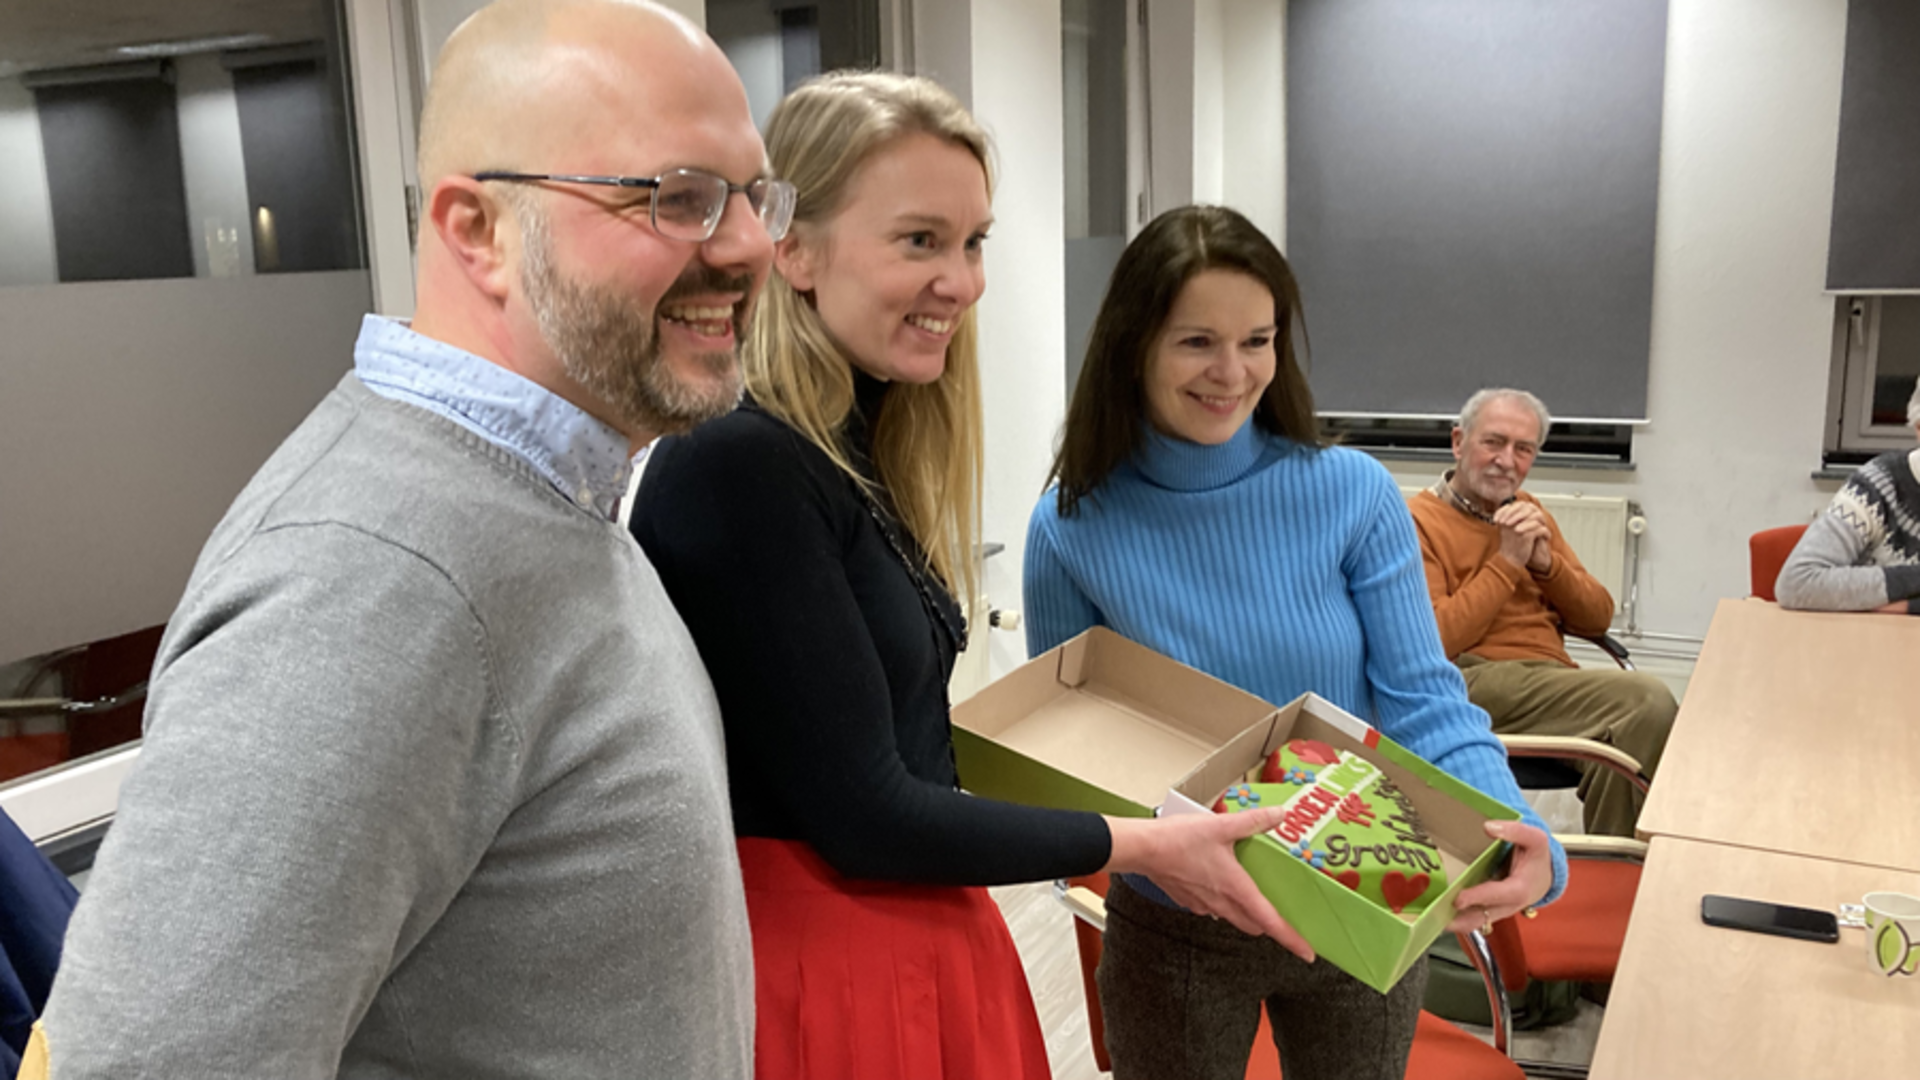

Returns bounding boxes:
[632,408,1111,886]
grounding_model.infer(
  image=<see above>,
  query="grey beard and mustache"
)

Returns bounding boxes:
[518,202,750,438]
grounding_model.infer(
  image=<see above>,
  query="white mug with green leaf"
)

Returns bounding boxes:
[1864,891,1920,977]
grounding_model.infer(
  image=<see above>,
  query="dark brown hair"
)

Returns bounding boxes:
[1050,204,1320,516]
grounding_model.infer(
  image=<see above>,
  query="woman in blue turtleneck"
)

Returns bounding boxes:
[1024,205,1566,1080]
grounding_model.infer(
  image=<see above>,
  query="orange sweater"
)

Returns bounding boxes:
[1408,489,1615,666]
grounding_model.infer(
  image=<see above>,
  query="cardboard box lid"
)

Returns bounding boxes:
[951,627,1281,810]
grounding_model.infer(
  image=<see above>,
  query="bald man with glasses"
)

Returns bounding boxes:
[28,3,784,1077]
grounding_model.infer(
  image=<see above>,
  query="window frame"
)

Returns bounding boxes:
[1825,294,1920,463]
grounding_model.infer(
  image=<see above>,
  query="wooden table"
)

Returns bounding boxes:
[1636,598,1920,873]
[1591,837,1920,1079]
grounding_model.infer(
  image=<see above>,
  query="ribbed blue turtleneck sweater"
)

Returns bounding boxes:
[1024,420,1567,903]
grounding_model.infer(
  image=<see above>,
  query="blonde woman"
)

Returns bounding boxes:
[631,73,1303,1080]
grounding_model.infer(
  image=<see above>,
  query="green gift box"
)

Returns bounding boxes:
[951,627,1518,994]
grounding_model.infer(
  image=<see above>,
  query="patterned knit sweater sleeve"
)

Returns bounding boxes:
[1342,465,1569,903]
[1776,450,1920,613]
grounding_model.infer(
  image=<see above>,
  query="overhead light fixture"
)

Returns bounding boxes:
[115,33,271,59]
[21,60,171,89]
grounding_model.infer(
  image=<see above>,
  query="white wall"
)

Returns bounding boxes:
[175,54,256,279]
[1144,0,1285,244]
[414,0,491,85]
[954,0,1852,662]
[0,78,59,288]
[414,0,708,92]
[1634,0,1847,636]
[1218,0,1285,245]
[707,0,784,129]
[967,0,1068,678]
[655,0,705,29]
[1061,3,1090,238]
[1145,0,1195,214]
[1190,0,1224,204]
[912,0,972,105]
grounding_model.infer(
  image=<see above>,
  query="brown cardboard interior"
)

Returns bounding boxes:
[1058,630,1280,743]
[990,694,1224,807]
[952,630,1284,809]
[951,646,1067,740]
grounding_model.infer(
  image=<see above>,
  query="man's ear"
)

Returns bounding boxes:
[428,177,516,301]
[1450,425,1466,461]
[773,231,815,293]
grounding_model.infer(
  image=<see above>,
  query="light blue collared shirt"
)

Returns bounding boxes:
[351,315,639,521]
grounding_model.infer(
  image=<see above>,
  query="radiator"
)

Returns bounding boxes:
[1532,493,1630,606]
[1403,488,1631,608]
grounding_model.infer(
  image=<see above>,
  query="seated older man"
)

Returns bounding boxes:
[1777,376,1920,615]
[1409,389,1675,838]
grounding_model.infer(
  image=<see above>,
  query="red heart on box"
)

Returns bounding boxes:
[1380,871,1430,914]
[1289,739,1340,766]
[1333,870,1361,892]
[1259,751,1286,783]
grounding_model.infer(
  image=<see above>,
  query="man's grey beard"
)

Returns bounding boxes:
[517,201,747,438]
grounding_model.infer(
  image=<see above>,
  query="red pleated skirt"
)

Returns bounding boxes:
[738,837,1053,1080]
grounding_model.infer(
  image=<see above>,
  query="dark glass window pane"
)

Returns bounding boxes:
[0,0,362,287]
[33,72,195,282]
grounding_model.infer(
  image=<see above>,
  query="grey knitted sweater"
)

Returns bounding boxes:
[1777,447,1920,613]
[41,375,752,1078]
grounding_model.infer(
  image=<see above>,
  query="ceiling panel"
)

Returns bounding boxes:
[0,0,334,77]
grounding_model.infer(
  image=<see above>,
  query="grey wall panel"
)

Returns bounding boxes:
[1287,0,1667,420]
[1826,0,1920,291]
[1065,234,1127,397]
[0,271,370,662]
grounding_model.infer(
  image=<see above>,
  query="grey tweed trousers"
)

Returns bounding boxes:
[1098,877,1427,1080]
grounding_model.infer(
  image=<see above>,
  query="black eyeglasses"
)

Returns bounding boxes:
[472,167,797,243]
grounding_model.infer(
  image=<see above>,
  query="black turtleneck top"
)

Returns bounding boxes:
[631,372,1111,885]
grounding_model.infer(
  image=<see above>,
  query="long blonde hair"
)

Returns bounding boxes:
[751,71,990,606]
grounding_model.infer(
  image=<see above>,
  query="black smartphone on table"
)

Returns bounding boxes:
[1700,894,1840,943]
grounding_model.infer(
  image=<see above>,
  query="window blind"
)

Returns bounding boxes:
[1826,0,1920,293]
[1286,0,1669,421]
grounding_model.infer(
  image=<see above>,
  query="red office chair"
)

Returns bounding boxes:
[1749,525,1809,601]
[1462,840,1642,1080]
[1464,743,1649,1080]
[1057,871,1525,1080]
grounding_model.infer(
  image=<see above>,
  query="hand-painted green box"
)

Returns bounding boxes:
[950,627,1519,993]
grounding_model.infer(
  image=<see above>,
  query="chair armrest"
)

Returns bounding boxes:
[1054,881,1108,931]
[1499,734,1651,794]
[1553,834,1649,862]
[0,682,149,718]
[1569,631,1635,671]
